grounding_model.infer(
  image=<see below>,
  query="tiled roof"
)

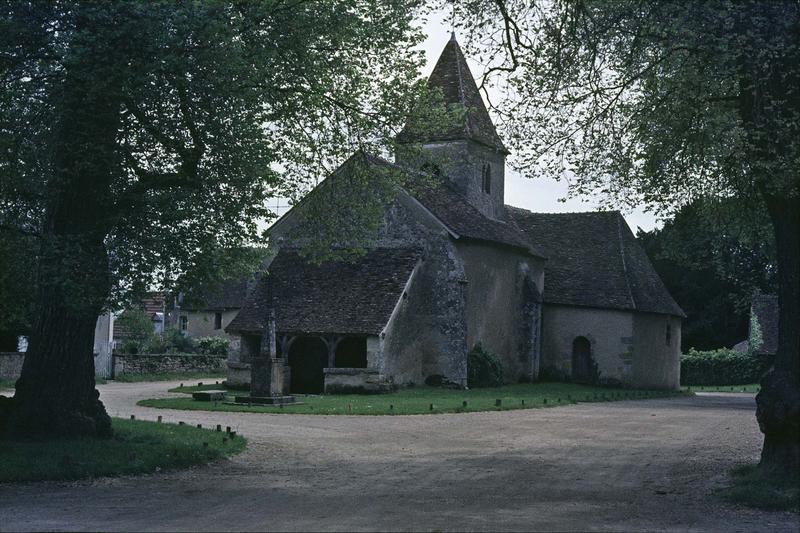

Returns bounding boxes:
[226,247,421,335]
[397,35,508,153]
[411,178,542,255]
[751,292,778,355]
[508,207,685,317]
[365,153,543,256]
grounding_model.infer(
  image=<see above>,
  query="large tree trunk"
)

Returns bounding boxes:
[4,6,122,439]
[756,194,800,472]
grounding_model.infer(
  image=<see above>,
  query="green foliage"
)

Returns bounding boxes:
[680,348,771,386]
[637,198,777,351]
[0,231,36,348]
[196,336,229,356]
[115,309,155,352]
[454,1,799,212]
[0,418,245,482]
[467,343,504,388]
[0,0,428,312]
[142,382,685,415]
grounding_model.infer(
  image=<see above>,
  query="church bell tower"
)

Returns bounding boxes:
[396,34,509,220]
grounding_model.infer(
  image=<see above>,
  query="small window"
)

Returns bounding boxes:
[214,312,222,330]
[481,163,491,194]
[666,323,672,346]
[179,315,188,332]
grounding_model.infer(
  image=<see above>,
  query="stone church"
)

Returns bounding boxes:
[226,36,684,394]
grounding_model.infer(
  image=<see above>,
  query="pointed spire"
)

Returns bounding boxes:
[398,35,508,154]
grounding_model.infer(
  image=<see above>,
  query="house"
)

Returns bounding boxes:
[174,277,250,350]
[225,35,684,393]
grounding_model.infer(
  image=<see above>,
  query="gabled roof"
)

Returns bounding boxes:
[226,247,421,335]
[751,292,778,355]
[397,35,508,153]
[271,152,543,257]
[508,207,685,317]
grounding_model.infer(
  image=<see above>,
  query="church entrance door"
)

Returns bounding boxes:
[288,337,328,393]
[571,336,596,384]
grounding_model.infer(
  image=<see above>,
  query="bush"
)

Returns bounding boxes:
[197,336,229,356]
[467,343,504,388]
[115,309,155,353]
[680,348,771,386]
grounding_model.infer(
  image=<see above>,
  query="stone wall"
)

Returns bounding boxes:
[323,368,393,394]
[0,352,24,381]
[457,241,544,383]
[540,304,635,386]
[114,353,226,377]
[540,304,681,390]
[380,234,468,387]
[632,313,681,389]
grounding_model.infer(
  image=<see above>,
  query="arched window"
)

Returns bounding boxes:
[481,163,491,194]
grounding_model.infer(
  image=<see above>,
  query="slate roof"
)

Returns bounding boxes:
[226,247,421,335]
[508,207,685,317]
[397,34,508,153]
[751,292,778,355]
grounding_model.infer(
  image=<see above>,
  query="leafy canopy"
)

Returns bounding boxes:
[0,0,430,309]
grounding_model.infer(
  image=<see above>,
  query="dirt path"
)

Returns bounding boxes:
[1,381,797,532]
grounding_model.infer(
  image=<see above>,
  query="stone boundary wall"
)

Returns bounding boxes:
[323,368,394,394]
[114,353,226,377]
[0,352,24,381]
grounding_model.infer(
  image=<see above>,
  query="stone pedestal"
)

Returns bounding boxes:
[250,356,272,397]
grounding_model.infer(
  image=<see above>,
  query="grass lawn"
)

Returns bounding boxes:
[682,384,760,393]
[719,464,799,512]
[138,382,687,415]
[0,418,246,483]
[114,371,226,383]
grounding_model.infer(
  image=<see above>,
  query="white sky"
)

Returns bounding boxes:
[417,11,659,233]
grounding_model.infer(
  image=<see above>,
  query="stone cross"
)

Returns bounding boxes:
[250,275,277,398]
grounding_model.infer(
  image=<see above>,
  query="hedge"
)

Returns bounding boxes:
[680,348,772,386]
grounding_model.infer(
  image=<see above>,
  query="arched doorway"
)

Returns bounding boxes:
[288,337,328,393]
[571,336,596,384]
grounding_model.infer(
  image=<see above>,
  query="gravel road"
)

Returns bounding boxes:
[1,380,797,532]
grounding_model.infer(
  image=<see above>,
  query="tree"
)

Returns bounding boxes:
[637,198,777,351]
[0,1,427,438]
[452,0,799,470]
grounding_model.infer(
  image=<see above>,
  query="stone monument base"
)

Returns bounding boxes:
[234,395,299,406]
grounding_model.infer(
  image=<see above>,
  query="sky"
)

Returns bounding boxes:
[416,11,660,233]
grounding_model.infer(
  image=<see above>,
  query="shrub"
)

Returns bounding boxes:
[115,308,154,353]
[162,328,197,354]
[197,336,229,356]
[467,343,504,388]
[680,348,771,386]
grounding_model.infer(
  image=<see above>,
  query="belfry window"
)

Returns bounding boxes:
[481,163,491,194]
